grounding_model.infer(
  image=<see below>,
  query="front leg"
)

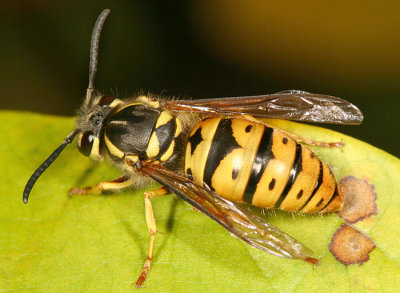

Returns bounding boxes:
[69,175,134,195]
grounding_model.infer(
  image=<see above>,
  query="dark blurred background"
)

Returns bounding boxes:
[1,1,399,156]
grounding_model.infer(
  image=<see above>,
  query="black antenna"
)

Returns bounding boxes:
[23,9,111,204]
[85,9,110,106]
[23,130,79,204]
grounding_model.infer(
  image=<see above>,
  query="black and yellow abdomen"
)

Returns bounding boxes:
[185,117,343,213]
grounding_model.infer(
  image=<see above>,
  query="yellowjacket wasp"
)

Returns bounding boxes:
[23,9,363,287]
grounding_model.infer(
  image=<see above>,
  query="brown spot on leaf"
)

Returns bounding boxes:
[329,224,375,266]
[337,176,377,223]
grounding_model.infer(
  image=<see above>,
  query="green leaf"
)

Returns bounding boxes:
[1,111,399,292]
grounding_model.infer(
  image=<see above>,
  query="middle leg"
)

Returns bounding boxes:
[135,186,169,288]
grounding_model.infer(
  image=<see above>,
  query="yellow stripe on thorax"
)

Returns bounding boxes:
[175,118,182,137]
[146,132,160,158]
[155,111,173,128]
[113,102,141,114]
[109,98,124,108]
[104,134,125,158]
[160,140,175,161]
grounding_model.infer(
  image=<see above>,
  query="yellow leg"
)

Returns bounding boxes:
[69,175,134,195]
[283,132,344,148]
[135,186,168,288]
[241,115,344,148]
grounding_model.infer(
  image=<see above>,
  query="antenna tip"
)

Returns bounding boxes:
[23,195,28,204]
[101,9,111,17]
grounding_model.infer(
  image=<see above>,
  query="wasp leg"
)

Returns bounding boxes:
[69,175,134,195]
[241,115,344,148]
[281,132,344,148]
[135,186,169,288]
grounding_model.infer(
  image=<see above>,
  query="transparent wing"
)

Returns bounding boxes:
[139,161,318,262]
[163,90,363,125]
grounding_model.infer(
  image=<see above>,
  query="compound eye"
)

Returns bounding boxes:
[97,96,115,106]
[79,131,95,156]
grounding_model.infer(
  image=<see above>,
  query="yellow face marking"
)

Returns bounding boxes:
[146,132,160,158]
[104,134,125,158]
[155,111,173,128]
[175,118,182,137]
[89,137,102,160]
[160,140,175,161]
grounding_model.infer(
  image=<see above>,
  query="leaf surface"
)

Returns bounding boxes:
[1,111,399,292]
